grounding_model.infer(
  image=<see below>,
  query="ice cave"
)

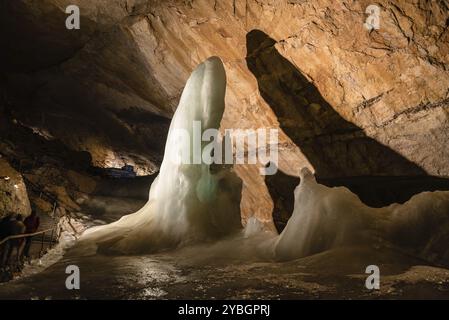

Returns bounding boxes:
[1,0,449,302]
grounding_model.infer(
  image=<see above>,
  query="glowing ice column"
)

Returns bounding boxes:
[79,57,242,254]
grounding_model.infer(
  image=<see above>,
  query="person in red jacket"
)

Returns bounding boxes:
[23,210,40,260]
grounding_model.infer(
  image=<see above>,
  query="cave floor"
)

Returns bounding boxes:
[0,245,448,300]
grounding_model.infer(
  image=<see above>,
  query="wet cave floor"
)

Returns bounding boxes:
[1,245,448,300]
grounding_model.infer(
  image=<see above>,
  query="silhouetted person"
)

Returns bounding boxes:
[0,214,12,240]
[23,210,40,259]
[5,214,26,268]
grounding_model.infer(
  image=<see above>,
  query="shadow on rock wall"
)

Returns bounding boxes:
[246,30,449,232]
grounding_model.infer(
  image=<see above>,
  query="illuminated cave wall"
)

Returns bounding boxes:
[1,0,448,225]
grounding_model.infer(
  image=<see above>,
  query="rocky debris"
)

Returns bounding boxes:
[67,170,97,194]
[0,157,31,219]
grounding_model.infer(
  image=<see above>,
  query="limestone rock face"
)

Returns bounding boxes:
[0,157,31,218]
[1,0,448,223]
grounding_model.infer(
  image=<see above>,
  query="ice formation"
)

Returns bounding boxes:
[77,56,449,267]
[78,57,242,254]
[275,167,375,260]
[274,167,449,264]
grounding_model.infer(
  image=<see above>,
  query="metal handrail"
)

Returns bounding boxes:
[0,156,72,276]
[0,228,53,246]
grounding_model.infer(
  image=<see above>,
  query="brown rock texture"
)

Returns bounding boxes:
[1,0,448,224]
[0,157,31,218]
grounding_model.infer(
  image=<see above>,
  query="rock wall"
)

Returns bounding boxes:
[0,157,31,219]
[1,0,448,224]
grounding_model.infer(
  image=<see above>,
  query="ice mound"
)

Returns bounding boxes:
[275,167,377,260]
[274,167,449,265]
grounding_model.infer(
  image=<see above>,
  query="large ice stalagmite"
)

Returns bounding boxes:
[78,57,242,254]
[275,167,449,265]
